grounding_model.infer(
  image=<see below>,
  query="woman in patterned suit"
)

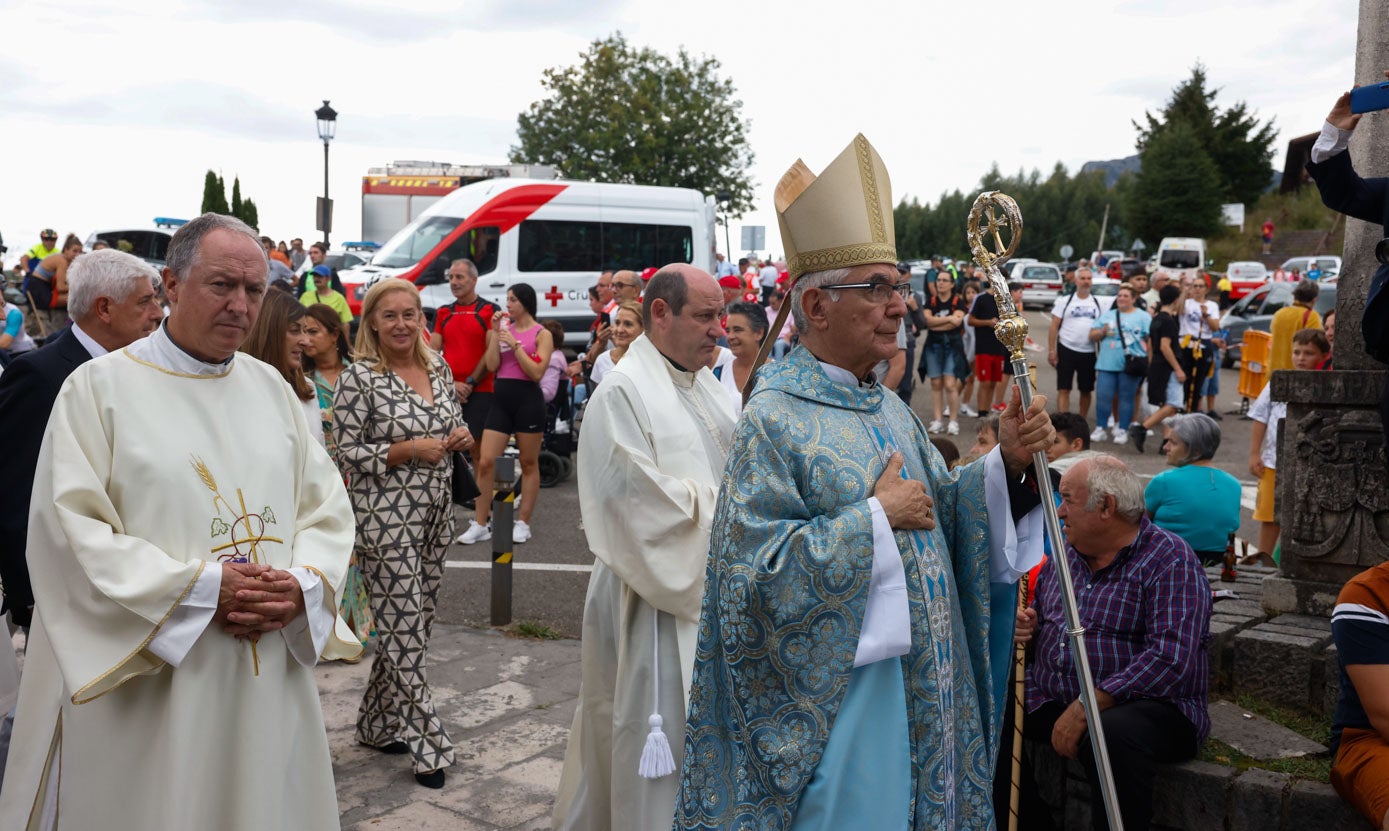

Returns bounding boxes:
[334,278,474,789]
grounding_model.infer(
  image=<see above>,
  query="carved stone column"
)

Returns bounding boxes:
[1263,371,1388,615]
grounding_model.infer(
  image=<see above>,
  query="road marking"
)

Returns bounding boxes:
[446,560,593,573]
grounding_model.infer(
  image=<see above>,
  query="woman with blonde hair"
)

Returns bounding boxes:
[239,288,321,446]
[588,299,643,388]
[333,278,474,789]
[299,302,371,646]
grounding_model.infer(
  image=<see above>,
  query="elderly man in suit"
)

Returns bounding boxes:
[0,249,164,628]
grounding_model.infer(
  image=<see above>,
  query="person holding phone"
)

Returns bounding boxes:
[457,283,554,546]
[1305,69,1389,476]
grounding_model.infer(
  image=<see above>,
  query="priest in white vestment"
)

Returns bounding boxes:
[552,265,737,831]
[0,214,361,831]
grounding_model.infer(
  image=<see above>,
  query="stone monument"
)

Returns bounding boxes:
[1264,0,1389,617]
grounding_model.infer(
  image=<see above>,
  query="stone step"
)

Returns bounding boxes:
[1207,700,1326,760]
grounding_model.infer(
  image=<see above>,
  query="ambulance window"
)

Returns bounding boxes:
[440,226,499,275]
[518,220,601,272]
[601,223,694,271]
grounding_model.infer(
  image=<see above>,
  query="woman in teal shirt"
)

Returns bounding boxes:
[1145,413,1242,564]
[1088,285,1151,443]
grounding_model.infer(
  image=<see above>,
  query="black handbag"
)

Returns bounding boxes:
[450,451,481,505]
[1114,308,1149,377]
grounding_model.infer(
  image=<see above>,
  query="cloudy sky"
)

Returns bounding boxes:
[0,0,1361,266]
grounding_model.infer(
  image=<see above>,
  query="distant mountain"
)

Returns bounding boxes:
[1080,154,1283,193]
[1080,155,1142,188]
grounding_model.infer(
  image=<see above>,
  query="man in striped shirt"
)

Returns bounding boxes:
[1330,560,1389,830]
[1017,455,1212,831]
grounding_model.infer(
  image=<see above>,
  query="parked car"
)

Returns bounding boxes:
[1001,257,1039,279]
[1090,274,1121,300]
[1226,261,1269,300]
[1219,281,1337,367]
[1105,257,1146,281]
[1280,255,1341,280]
[84,219,184,270]
[1015,263,1063,308]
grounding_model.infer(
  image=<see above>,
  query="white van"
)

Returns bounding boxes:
[1154,237,1207,285]
[337,179,717,345]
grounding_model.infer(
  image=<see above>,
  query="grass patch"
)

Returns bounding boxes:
[512,620,562,640]
[1199,739,1331,783]
[1197,695,1334,783]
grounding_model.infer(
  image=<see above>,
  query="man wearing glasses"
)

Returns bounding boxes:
[611,270,642,304]
[676,134,1054,830]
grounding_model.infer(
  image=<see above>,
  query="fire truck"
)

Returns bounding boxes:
[360,160,557,244]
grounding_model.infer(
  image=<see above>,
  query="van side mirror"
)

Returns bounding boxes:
[417,257,449,287]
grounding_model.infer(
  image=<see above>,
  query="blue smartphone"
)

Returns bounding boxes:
[1350,81,1389,114]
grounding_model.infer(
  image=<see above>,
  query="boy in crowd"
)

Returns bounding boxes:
[1248,328,1331,564]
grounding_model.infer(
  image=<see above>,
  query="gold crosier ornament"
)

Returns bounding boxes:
[966,192,1125,831]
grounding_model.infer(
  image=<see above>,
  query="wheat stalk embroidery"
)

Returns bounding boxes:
[191,455,286,676]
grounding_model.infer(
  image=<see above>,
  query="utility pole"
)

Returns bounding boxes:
[1095,203,1111,256]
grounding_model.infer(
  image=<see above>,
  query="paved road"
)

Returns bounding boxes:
[435,310,1264,638]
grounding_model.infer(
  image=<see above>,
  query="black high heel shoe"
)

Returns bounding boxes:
[415,769,446,789]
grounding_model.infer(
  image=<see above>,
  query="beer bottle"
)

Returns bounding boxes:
[1221,532,1238,582]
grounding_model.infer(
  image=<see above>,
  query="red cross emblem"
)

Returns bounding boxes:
[545,285,564,307]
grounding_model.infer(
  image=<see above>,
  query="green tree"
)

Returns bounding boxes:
[240,198,259,231]
[1124,122,1223,242]
[201,170,229,215]
[1135,64,1277,207]
[230,176,243,219]
[510,32,756,216]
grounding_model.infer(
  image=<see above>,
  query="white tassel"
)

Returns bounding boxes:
[638,611,675,779]
[638,713,676,779]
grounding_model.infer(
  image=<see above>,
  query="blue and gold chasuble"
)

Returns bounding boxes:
[675,346,1008,830]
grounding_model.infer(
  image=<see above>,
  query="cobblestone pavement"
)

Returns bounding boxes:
[322,626,579,830]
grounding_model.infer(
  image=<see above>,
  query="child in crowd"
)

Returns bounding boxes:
[1248,328,1330,563]
[930,436,960,471]
[1045,410,1106,478]
[967,412,1001,462]
[958,281,981,417]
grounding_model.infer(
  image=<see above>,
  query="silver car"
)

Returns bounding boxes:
[1016,263,1064,309]
[1219,281,1337,367]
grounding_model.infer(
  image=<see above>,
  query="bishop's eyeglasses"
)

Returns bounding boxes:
[821,281,912,304]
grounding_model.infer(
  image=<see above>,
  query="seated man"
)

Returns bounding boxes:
[1330,560,1389,830]
[1018,455,1211,831]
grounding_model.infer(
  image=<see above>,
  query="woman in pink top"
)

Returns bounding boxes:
[458,283,554,545]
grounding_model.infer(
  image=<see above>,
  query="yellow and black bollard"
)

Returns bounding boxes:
[490,455,516,625]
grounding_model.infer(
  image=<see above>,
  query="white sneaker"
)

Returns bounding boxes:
[1111,426,1128,445]
[1090,427,1108,443]
[928,420,945,433]
[943,406,951,417]
[457,520,491,545]
[513,520,532,544]
[947,421,960,436]
[958,403,978,417]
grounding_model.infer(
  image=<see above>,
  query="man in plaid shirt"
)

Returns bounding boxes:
[1017,455,1212,831]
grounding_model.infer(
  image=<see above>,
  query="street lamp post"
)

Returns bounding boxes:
[715,190,733,264]
[315,100,338,247]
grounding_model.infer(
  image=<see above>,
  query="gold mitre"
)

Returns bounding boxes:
[775,133,896,281]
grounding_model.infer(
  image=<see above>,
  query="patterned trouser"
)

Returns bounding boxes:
[355,542,456,773]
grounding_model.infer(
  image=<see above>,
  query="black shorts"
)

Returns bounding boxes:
[1055,344,1097,393]
[485,378,546,435]
[461,391,494,444]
